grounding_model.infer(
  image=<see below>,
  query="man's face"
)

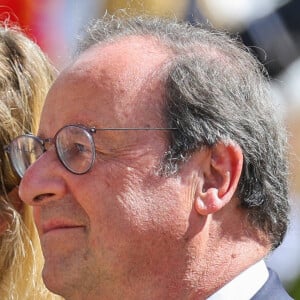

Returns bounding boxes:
[19,37,198,298]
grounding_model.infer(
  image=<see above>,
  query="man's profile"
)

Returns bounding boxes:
[6,14,292,299]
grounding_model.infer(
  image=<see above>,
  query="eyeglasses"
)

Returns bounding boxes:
[3,124,177,178]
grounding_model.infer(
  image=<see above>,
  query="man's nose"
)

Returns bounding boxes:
[18,149,67,206]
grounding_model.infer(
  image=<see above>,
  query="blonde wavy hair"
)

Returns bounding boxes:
[0,22,60,299]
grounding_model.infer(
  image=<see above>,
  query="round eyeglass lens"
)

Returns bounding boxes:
[10,135,44,177]
[55,125,95,174]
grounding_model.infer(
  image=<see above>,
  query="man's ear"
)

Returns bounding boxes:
[194,142,243,215]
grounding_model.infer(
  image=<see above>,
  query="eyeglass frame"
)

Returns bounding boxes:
[3,124,178,177]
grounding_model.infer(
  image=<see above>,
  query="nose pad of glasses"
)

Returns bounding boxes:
[43,138,54,151]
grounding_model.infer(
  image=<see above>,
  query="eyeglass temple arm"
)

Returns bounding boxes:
[90,127,178,132]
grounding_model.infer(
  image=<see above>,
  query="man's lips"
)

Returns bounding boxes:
[42,220,85,234]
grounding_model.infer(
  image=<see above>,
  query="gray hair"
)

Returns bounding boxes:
[76,14,289,249]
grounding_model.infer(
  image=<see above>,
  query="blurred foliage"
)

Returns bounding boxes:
[288,275,300,300]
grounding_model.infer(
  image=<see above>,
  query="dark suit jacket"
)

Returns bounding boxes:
[251,268,294,299]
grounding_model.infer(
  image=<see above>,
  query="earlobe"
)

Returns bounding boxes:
[194,142,243,215]
[194,188,220,215]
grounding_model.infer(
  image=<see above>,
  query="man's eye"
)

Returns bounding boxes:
[70,143,92,155]
[74,143,86,152]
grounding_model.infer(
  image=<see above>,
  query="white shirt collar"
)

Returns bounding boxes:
[207,260,269,300]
